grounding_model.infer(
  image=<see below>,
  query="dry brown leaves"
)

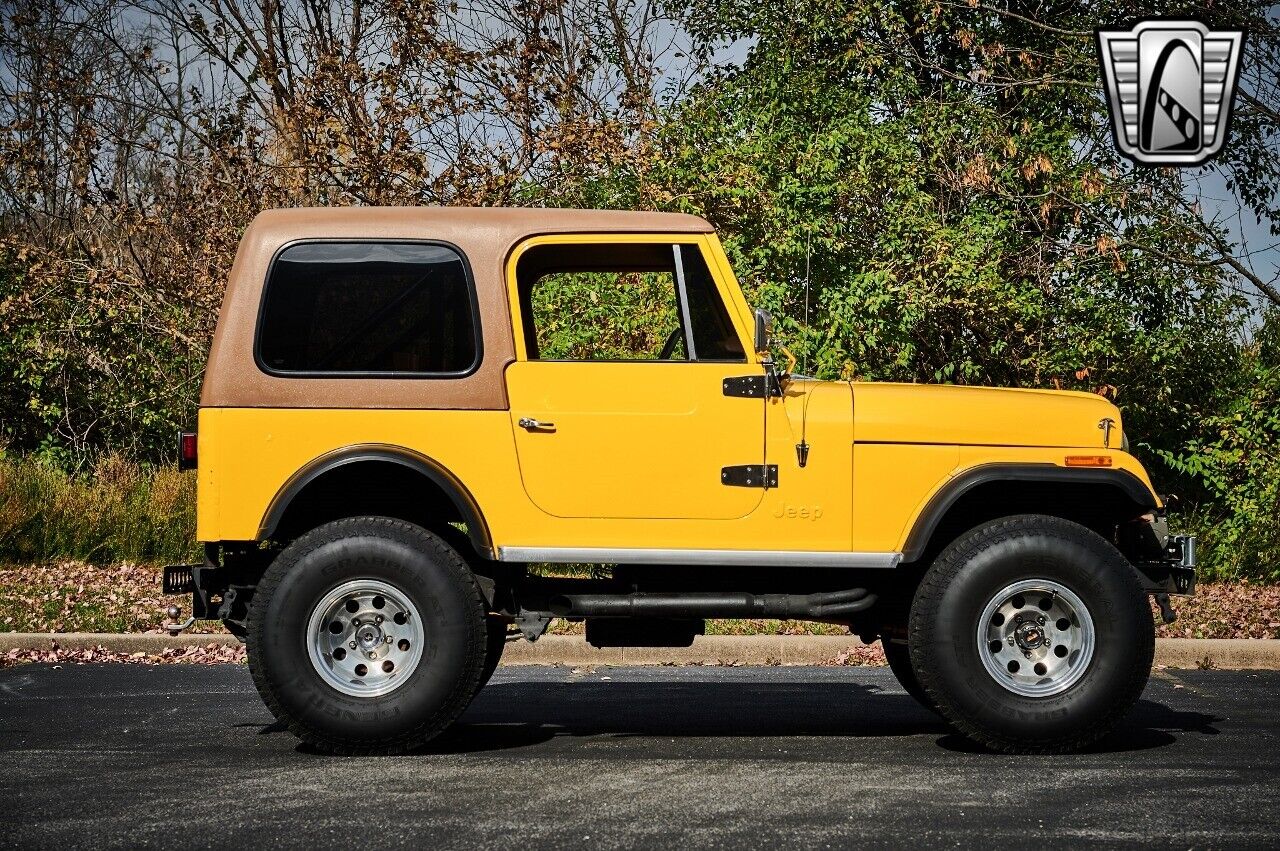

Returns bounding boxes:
[1,640,244,669]
[826,644,888,666]
[1155,580,1280,640]
[0,561,224,634]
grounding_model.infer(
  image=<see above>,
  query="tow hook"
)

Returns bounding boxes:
[1154,593,1177,625]
[164,605,196,636]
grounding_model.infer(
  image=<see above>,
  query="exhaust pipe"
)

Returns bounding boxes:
[547,587,876,620]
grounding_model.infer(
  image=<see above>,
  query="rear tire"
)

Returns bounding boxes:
[433,525,507,692]
[909,514,1153,754]
[246,516,488,754]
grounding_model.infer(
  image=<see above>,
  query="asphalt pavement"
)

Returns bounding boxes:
[1,663,1277,848]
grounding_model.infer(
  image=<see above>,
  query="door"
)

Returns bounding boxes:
[505,237,766,520]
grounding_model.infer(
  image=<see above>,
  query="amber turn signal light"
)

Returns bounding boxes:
[1064,455,1112,467]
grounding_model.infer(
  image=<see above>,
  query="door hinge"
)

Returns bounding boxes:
[722,375,781,398]
[721,464,778,488]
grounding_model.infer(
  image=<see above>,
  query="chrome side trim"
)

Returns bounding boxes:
[497,547,901,568]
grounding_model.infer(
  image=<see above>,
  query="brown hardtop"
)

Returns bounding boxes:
[202,206,713,410]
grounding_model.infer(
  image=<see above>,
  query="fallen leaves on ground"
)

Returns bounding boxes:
[1155,579,1280,640]
[1,639,245,668]
[0,562,223,634]
[546,618,847,636]
[826,644,887,666]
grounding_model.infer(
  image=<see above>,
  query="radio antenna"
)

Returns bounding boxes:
[793,229,815,469]
[802,229,811,376]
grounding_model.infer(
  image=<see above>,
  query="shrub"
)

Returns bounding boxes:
[0,449,197,565]
[1157,314,1280,582]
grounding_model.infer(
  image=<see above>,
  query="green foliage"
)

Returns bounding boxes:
[654,1,1247,397]
[0,450,197,564]
[531,271,683,360]
[624,0,1275,576]
[0,242,213,460]
[1159,313,1280,581]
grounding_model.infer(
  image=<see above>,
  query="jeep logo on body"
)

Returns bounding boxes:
[1096,20,1244,166]
[774,504,823,521]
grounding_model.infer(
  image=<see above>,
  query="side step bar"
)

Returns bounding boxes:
[546,587,877,620]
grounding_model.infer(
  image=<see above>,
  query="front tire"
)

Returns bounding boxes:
[477,615,509,689]
[246,517,488,754]
[909,514,1154,754]
[882,638,937,714]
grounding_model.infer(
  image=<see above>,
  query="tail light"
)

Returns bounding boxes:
[178,431,198,470]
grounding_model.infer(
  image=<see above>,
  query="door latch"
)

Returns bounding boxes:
[518,417,556,431]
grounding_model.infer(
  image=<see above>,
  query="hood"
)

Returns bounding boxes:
[852,382,1121,448]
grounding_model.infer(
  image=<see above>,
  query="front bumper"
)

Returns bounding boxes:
[1162,534,1197,595]
[1120,509,1196,596]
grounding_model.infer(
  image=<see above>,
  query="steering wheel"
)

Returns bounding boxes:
[658,327,683,360]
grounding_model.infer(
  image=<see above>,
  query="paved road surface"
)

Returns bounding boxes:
[1,664,1277,848]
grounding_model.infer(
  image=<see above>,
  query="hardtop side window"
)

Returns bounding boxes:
[257,241,479,376]
[515,241,746,362]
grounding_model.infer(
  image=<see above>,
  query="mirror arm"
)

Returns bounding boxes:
[761,353,791,395]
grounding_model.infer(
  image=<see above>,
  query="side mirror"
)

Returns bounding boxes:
[753,308,772,354]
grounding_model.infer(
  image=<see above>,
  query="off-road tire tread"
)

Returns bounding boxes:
[478,616,508,690]
[909,514,1154,754]
[246,516,488,755]
[882,639,938,715]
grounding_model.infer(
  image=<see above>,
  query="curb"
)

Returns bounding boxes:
[3,633,1278,670]
[1150,638,1280,671]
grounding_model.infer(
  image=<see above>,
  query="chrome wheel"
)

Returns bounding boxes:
[977,579,1095,698]
[306,579,424,698]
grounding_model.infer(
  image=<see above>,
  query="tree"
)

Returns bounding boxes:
[637,0,1275,498]
[0,0,690,456]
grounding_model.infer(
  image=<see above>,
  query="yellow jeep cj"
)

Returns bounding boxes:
[166,207,1196,754]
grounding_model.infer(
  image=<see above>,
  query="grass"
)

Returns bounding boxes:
[0,452,197,564]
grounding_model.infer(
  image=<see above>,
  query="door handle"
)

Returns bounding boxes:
[518,417,556,432]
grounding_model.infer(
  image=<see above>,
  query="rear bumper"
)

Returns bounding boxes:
[162,562,231,620]
[162,544,257,631]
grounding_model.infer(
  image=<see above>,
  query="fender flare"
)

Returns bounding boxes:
[257,443,494,559]
[900,463,1158,563]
